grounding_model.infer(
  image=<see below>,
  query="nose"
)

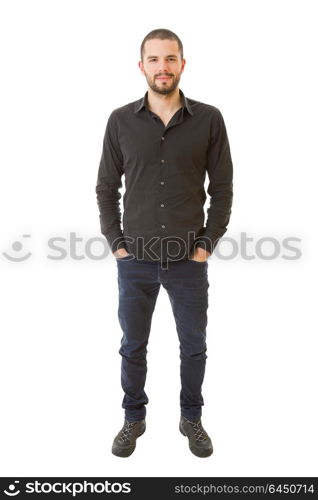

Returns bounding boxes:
[157,59,170,75]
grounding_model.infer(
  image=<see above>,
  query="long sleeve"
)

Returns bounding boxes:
[95,111,127,253]
[194,108,234,255]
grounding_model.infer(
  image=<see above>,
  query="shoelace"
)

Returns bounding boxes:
[119,421,137,443]
[186,419,207,442]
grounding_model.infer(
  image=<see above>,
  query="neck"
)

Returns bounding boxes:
[147,87,182,115]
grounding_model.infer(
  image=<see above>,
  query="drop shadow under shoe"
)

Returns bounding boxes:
[112,419,146,457]
[179,416,213,458]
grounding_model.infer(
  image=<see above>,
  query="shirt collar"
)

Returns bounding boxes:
[134,88,193,116]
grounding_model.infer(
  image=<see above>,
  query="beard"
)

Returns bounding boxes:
[145,71,182,95]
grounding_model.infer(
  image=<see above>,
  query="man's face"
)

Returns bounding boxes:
[139,38,186,95]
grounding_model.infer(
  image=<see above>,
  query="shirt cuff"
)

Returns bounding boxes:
[193,235,223,255]
[105,233,128,254]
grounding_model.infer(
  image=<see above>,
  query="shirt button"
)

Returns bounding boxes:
[161,224,166,229]
[161,136,165,141]
[161,159,165,163]
[160,181,165,185]
[160,203,165,207]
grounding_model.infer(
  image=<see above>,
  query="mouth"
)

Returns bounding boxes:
[156,76,172,80]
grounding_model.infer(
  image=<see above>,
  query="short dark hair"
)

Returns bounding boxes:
[140,28,184,61]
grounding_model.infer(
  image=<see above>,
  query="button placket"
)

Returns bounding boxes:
[159,133,166,231]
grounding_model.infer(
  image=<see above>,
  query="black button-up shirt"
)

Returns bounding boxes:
[95,89,233,262]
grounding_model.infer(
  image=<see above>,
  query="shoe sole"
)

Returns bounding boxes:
[111,426,146,458]
[179,424,213,458]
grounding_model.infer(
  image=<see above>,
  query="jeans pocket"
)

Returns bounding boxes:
[116,254,134,261]
[187,258,207,265]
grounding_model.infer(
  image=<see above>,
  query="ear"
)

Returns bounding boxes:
[138,60,145,75]
[181,58,186,73]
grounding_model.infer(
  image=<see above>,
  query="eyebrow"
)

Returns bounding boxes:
[146,55,178,59]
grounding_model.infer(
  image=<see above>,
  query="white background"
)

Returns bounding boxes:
[1,0,317,477]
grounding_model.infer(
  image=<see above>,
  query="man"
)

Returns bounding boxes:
[96,28,233,458]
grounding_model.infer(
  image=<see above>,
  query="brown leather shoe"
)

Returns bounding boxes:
[179,416,213,457]
[112,419,146,457]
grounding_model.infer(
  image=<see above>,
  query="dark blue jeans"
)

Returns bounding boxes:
[116,256,209,422]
